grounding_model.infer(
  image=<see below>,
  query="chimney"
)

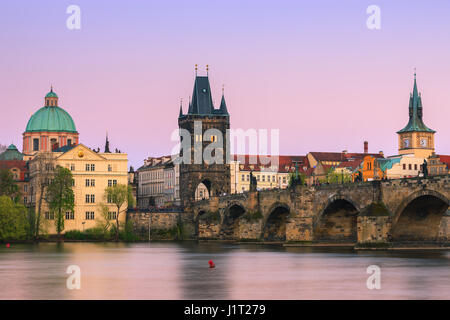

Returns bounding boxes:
[364,141,368,154]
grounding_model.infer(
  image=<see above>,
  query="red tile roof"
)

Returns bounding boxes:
[232,155,309,173]
[438,155,450,168]
[310,152,383,162]
[337,159,363,170]
[0,160,28,181]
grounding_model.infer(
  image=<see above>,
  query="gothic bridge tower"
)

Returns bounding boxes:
[178,67,231,205]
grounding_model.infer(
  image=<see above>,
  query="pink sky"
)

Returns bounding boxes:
[1,1,450,168]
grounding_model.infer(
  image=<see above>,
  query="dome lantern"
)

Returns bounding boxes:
[45,86,59,107]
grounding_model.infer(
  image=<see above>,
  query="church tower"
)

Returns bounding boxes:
[397,73,436,158]
[178,66,231,205]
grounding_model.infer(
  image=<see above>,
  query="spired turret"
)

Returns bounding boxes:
[397,72,436,158]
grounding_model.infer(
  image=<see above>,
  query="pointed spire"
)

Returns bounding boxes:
[397,71,435,134]
[179,98,183,117]
[206,64,209,76]
[412,68,418,101]
[219,84,229,115]
[104,131,111,153]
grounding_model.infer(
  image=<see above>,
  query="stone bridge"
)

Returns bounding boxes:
[190,176,450,245]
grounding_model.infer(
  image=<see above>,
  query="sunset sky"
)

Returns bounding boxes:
[1,0,450,168]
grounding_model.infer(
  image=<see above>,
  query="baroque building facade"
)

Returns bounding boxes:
[28,144,128,234]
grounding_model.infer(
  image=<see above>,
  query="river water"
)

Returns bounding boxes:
[0,242,448,300]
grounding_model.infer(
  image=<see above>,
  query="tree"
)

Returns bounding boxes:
[0,144,6,153]
[288,171,306,188]
[46,166,75,238]
[326,168,352,184]
[29,152,56,240]
[127,185,135,210]
[0,169,20,202]
[0,195,29,241]
[104,184,129,241]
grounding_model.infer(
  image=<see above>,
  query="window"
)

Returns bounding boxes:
[85,212,95,220]
[65,211,74,220]
[408,164,412,170]
[72,179,75,187]
[70,164,75,171]
[262,175,265,182]
[86,164,90,171]
[272,176,275,182]
[23,197,27,204]
[283,177,286,184]
[67,139,72,146]
[91,179,95,187]
[91,164,95,171]
[91,194,95,203]
[108,180,112,187]
[86,179,90,187]
[45,212,55,220]
[107,212,117,220]
[24,185,28,192]
[86,194,90,203]
[241,174,245,181]
[414,164,418,170]
[33,138,39,151]
[108,195,113,203]
[108,164,112,172]
[403,164,406,170]
[247,175,249,181]
[113,180,117,186]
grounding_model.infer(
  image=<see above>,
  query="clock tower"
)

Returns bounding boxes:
[397,73,435,158]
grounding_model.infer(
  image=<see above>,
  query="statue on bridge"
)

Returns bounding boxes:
[422,159,428,178]
[250,170,257,192]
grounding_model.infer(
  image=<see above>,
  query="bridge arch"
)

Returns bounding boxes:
[194,179,212,201]
[391,189,449,242]
[262,202,291,241]
[314,195,360,242]
[220,202,246,240]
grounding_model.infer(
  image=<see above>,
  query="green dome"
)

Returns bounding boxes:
[25,106,77,133]
[0,144,23,161]
[45,90,58,98]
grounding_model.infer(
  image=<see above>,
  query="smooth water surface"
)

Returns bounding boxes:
[0,242,449,299]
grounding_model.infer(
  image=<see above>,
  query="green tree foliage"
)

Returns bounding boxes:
[104,184,129,241]
[127,185,135,209]
[0,169,20,202]
[46,166,74,238]
[0,195,29,240]
[288,171,306,188]
[325,168,352,184]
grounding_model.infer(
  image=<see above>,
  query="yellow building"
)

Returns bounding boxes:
[29,144,128,234]
[397,73,436,158]
[230,155,307,193]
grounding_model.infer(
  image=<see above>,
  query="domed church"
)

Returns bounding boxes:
[22,87,79,154]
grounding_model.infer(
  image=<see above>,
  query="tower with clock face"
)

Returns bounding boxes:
[397,73,436,158]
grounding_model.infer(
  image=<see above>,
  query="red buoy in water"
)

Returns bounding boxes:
[6,243,10,248]
[208,260,215,268]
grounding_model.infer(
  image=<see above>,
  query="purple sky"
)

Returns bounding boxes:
[1,0,450,168]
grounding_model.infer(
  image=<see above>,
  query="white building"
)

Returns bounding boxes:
[137,155,180,208]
